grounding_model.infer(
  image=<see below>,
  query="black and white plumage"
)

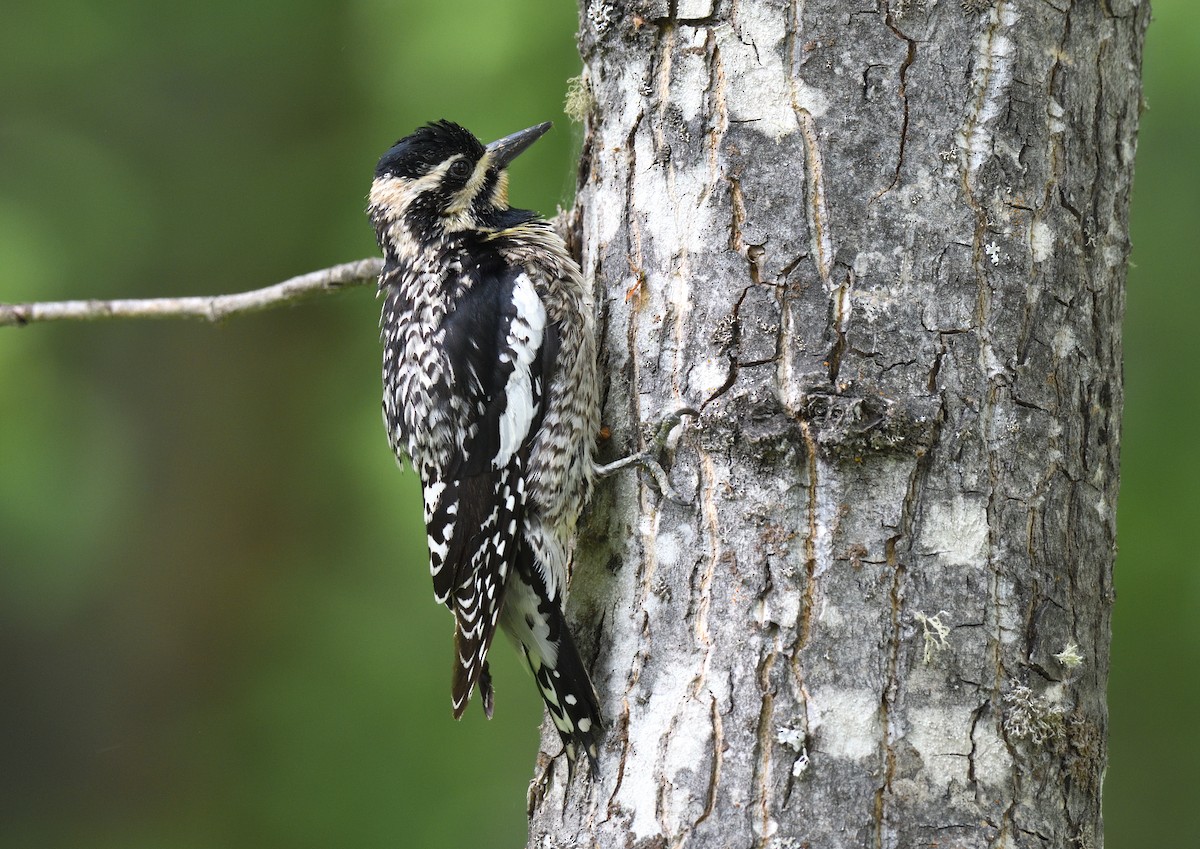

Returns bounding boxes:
[367,120,603,773]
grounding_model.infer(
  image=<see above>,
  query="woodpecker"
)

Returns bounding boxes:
[368,120,603,774]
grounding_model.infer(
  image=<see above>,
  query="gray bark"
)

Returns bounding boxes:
[530,1,1147,847]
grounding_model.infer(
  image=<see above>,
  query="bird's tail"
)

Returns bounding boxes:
[500,558,604,777]
[522,606,604,777]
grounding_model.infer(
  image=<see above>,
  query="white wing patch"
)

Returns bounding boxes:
[422,479,445,523]
[494,273,545,469]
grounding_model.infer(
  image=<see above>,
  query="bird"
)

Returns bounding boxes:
[367,119,604,775]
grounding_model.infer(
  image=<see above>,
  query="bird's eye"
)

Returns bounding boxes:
[449,159,472,179]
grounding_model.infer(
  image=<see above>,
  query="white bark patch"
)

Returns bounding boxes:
[662,696,715,832]
[996,575,1021,644]
[630,134,718,268]
[812,457,839,580]
[754,817,779,839]
[791,79,830,122]
[981,341,1007,379]
[1030,221,1054,262]
[919,497,989,567]
[677,0,713,17]
[817,599,844,626]
[691,355,731,397]
[809,687,880,761]
[758,573,801,628]
[904,704,975,789]
[590,172,626,247]
[618,724,668,839]
[655,524,696,568]
[970,715,1015,790]
[712,10,828,142]
[615,668,700,840]
[673,27,710,124]
[957,2,1019,178]
[1048,97,1067,134]
[1052,326,1076,358]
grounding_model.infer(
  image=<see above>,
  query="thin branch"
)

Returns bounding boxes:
[0,257,384,328]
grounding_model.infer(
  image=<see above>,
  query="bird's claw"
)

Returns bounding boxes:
[595,407,697,505]
[650,407,699,454]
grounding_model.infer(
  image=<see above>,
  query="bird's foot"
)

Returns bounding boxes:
[595,407,697,504]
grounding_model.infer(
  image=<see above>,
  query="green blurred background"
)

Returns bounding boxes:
[0,2,1191,846]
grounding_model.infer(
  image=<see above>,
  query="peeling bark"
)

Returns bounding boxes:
[530,1,1147,846]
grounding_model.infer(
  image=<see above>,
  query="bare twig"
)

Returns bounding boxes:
[0,257,384,328]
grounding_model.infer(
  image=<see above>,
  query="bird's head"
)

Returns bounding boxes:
[368,120,551,250]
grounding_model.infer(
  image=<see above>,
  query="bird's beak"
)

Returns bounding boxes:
[485,122,552,169]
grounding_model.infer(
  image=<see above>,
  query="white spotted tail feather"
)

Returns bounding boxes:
[501,552,604,774]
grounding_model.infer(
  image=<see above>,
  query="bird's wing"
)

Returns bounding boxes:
[423,263,554,717]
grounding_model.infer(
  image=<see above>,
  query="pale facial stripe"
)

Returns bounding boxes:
[367,158,456,214]
[370,153,509,235]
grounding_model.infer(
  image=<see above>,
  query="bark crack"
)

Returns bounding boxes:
[875,393,946,846]
[704,175,782,407]
[956,0,1018,185]
[751,645,779,849]
[874,8,917,200]
[794,110,833,286]
[795,421,821,653]
[604,698,634,821]
[690,693,724,834]
[827,267,853,385]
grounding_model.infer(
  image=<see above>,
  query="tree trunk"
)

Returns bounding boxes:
[529,1,1147,846]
